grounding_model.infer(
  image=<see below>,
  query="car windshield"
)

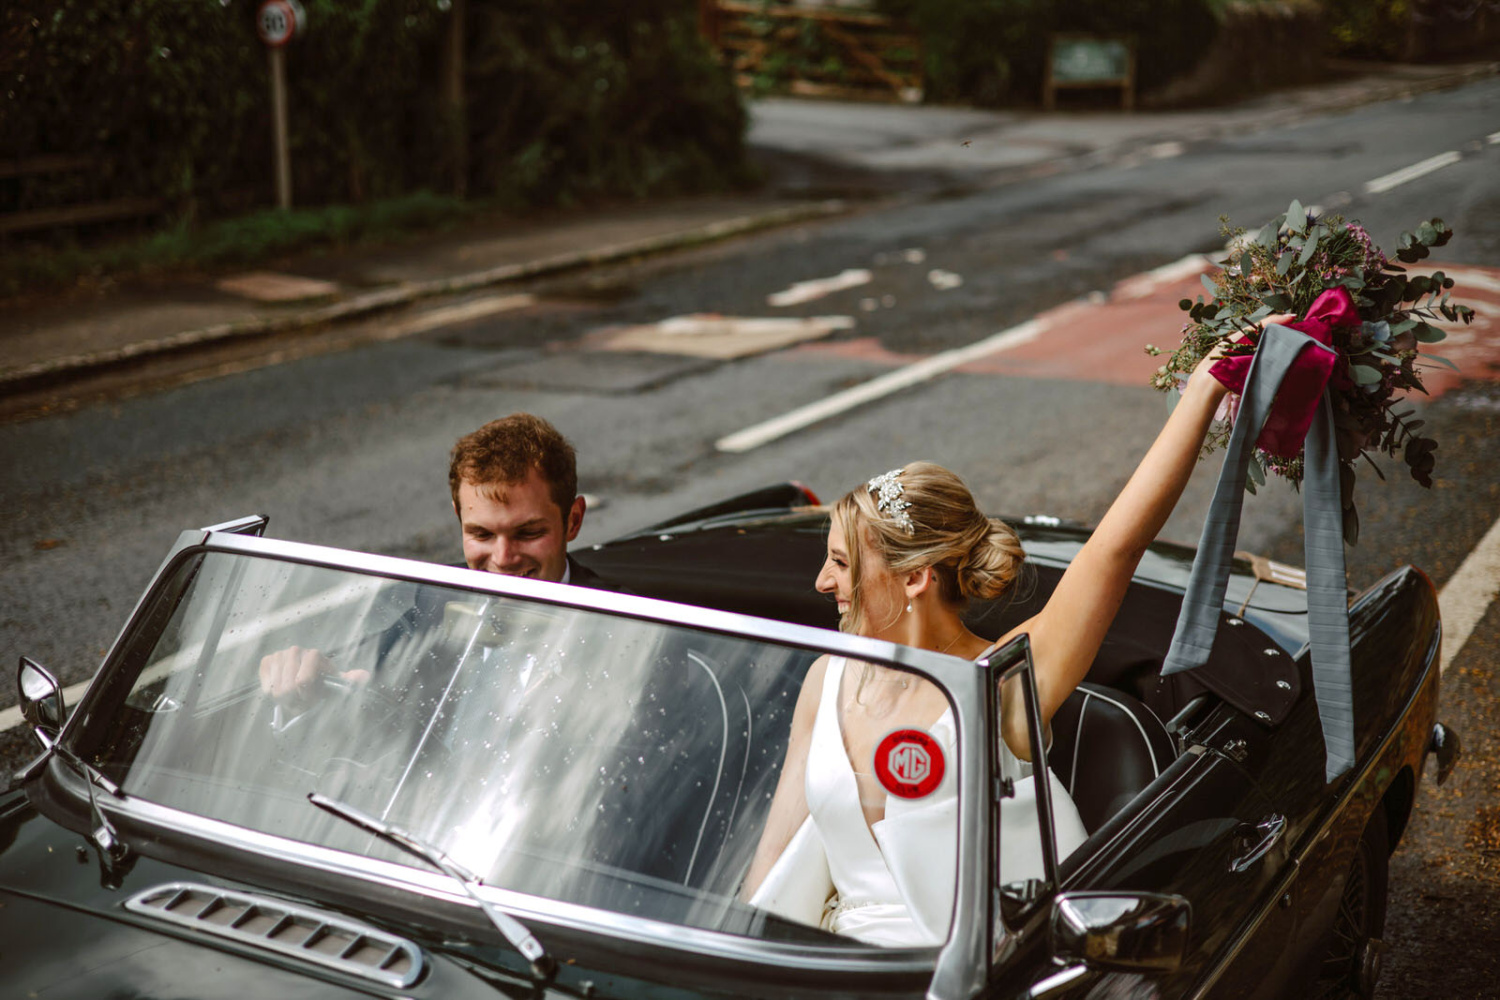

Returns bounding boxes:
[81,551,944,946]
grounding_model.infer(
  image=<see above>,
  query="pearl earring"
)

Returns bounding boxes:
[906,600,913,614]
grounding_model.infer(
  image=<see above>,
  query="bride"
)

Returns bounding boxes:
[741,351,1236,946]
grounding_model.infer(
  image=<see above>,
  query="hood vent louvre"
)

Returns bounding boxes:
[125,881,424,988]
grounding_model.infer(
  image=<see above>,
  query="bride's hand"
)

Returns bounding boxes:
[1187,311,1296,391]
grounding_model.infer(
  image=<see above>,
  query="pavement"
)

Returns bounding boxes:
[1,57,1495,404]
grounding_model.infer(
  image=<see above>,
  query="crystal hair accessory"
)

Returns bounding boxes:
[867,468,915,536]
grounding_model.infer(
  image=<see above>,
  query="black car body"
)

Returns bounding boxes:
[0,491,1457,1000]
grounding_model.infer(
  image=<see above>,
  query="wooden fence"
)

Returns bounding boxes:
[701,1,923,103]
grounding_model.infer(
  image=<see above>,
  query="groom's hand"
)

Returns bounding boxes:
[258,646,369,712]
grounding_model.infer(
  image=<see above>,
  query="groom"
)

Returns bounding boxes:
[447,412,614,589]
[259,412,618,702]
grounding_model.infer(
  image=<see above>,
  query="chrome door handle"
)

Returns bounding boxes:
[1230,813,1286,873]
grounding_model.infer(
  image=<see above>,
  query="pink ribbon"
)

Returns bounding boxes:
[1209,287,1359,458]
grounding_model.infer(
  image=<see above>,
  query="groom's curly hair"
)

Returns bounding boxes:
[448,413,578,516]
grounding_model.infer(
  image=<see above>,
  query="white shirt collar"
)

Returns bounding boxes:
[559,559,571,586]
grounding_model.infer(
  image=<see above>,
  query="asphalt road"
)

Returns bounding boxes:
[2,78,1498,996]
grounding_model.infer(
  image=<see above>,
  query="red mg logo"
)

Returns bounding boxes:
[887,743,931,784]
[873,728,945,799]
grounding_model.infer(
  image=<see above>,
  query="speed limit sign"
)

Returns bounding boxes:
[256,0,304,47]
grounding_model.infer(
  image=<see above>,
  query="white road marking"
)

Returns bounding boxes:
[1443,265,1500,295]
[767,269,872,307]
[0,677,94,733]
[1488,131,1500,145]
[377,293,535,339]
[0,576,392,734]
[1146,141,1185,159]
[1363,151,1463,195]
[1438,514,1500,674]
[715,317,1047,452]
[1114,253,1212,300]
[927,269,963,290]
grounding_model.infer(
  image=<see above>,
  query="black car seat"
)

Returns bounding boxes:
[1048,682,1175,833]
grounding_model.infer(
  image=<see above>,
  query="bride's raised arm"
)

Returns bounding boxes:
[1002,353,1237,743]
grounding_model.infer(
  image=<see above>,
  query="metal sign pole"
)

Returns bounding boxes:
[269,44,292,210]
[256,0,302,211]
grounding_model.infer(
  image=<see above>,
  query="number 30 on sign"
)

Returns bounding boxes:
[256,0,305,48]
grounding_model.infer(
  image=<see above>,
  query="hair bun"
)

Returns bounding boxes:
[956,517,1024,601]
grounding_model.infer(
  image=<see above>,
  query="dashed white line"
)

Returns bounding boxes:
[0,677,92,734]
[1488,130,1500,145]
[1364,151,1463,195]
[1438,514,1500,674]
[377,293,536,339]
[715,317,1048,453]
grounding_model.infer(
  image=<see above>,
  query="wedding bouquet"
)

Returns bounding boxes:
[1148,201,1477,543]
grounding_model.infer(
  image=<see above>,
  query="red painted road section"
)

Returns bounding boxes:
[789,261,1500,399]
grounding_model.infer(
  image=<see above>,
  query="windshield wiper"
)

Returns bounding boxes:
[307,791,556,982]
[26,726,131,870]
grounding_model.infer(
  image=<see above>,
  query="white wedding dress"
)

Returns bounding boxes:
[751,655,1088,947]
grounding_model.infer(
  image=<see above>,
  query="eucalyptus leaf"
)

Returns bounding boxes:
[1349,363,1384,385]
[1275,251,1294,276]
[1390,318,1418,335]
[1247,304,1273,321]
[1258,219,1282,249]
[1416,222,1437,244]
[1343,504,1360,546]
[1285,199,1304,231]
[1247,453,1266,488]
[1415,323,1447,343]
[1423,353,1460,371]
[1263,292,1292,311]
[1297,232,1319,266]
[1200,273,1219,299]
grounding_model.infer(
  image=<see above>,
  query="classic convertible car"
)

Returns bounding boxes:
[2,489,1459,1000]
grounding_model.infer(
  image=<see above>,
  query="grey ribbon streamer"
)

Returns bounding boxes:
[1161,324,1355,782]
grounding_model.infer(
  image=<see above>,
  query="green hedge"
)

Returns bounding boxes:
[878,0,1221,106]
[1,0,747,230]
[465,1,751,206]
[1322,0,1411,60]
[2,0,445,222]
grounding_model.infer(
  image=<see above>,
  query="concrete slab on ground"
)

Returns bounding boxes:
[591,314,856,360]
[214,271,341,302]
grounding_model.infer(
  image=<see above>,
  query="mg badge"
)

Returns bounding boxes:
[873,728,945,799]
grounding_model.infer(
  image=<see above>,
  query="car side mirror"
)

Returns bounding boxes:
[1051,891,1191,974]
[18,656,64,745]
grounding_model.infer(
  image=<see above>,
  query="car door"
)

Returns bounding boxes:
[1051,699,1297,1000]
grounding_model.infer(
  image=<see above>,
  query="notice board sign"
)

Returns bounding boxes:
[1044,35,1136,110]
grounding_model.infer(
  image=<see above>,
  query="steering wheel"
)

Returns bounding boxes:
[269,672,405,739]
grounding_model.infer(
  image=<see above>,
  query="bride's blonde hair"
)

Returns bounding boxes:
[832,462,1026,637]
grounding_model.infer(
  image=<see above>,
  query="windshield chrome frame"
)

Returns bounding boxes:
[49,526,993,999]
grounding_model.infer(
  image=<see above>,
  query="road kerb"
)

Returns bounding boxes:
[0,199,850,397]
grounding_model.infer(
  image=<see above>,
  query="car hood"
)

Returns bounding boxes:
[0,793,584,1000]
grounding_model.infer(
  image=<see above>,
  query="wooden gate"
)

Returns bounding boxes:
[701,1,923,103]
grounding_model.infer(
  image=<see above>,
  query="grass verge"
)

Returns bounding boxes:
[0,190,474,299]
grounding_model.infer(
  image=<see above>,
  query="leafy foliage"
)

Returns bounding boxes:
[1,0,748,231]
[1,0,445,220]
[464,0,750,206]
[1149,202,1477,543]
[876,0,1218,106]
[1322,0,1412,60]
